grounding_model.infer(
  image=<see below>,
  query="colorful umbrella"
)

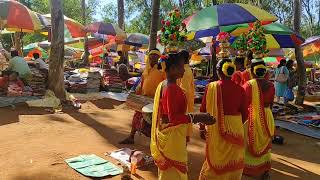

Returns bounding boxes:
[27,47,48,59]
[85,22,127,40]
[302,36,320,58]
[263,56,283,63]
[192,22,304,49]
[125,33,149,47]
[43,14,86,38]
[0,0,47,31]
[185,3,277,32]
[190,22,304,48]
[229,33,303,49]
[302,36,320,46]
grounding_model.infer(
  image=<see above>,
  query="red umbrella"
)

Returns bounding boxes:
[0,0,47,31]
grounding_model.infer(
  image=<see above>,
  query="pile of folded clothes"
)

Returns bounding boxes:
[86,71,101,93]
[67,73,87,94]
[7,83,23,96]
[103,69,124,93]
[29,67,47,96]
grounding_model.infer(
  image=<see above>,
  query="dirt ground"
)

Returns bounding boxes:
[0,99,319,180]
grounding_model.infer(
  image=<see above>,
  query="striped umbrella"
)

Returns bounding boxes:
[185,3,277,32]
[0,0,47,31]
[302,36,320,58]
[230,23,304,49]
[189,22,304,49]
[125,33,149,47]
[85,22,127,40]
[43,14,86,38]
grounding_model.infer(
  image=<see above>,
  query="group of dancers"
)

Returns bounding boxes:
[120,47,275,180]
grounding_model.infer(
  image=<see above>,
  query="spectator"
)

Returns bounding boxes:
[275,59,289,103]
[284,60,297,104]
[115,51,128,66]
[33,53,48,70]
[7,50,31,83]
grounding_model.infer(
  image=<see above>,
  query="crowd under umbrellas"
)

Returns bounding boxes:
[0,0,320,180]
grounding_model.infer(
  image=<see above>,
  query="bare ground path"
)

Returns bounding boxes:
[0,99,319,180]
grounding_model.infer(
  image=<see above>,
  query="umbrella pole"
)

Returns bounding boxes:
[20,29,24,56]
[10,34,14,46]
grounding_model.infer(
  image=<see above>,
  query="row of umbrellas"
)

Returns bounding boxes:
[0,1,307,53]
[0,0,132,45]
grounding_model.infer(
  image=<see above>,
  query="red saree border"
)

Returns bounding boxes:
[205,82,244,175]
[243,162,271,176]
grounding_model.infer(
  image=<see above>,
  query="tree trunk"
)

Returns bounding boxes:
[14,32,23,56]
[149,0,160,50]
[293,0,306,105]
[117,0,125,30]
[209,0,218,80]
[49,0,65,100]
[81,0,89,66]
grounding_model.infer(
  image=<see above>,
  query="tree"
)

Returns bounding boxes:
[294,0,306,105]
[49,0,65,100]
[101,3,117,24]
[118,0,125,30]
[149,0,161,50]
[82,0,89,65]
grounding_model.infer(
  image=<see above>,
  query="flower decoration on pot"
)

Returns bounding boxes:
[234,33,248,57]
[158,8,187,52]
[216,32,231,59]
[247,21,269,59]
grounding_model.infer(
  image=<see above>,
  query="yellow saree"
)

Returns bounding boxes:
[150,82,189,180]
[244,79,275,176]
[199,82,244,180]
[178,64,195,139]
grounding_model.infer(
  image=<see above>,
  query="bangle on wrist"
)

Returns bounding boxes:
[188,114,194,123]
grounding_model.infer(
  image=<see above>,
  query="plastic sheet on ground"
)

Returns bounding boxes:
[107,148,153,168]
[101,92,128,102]
[276,120,320,139]
[26,90,61,108]
[72,92,129,102]
[0,96,39,107]
[26,90,76,108]
[65,154,123,178]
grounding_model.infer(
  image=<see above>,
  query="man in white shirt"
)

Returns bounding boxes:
[33,53,48,70]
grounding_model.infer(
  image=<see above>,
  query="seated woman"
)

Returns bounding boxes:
[151,53,214,180]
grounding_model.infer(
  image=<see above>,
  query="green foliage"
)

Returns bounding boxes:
[22,33,47,45]
[0,34,14,50]
[101,2,117,24]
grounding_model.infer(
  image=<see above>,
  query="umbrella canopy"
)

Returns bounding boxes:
[263,56,283,63]
[185,3,277,32]
[303,41,320,57]
[43,14,86,38]
[190,22,304,48]
[302,36,320,46]
[302,36,320,57]
[26,47,48,59]
[125,33,149,47]
[228,33,303,49]
[85,22,126,40]
[189,22,304,49]
[0,0,47,31]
